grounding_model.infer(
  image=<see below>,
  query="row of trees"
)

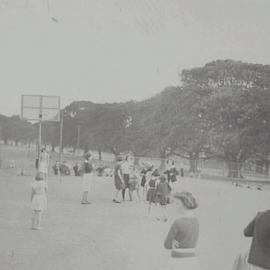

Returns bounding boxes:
[1,60,270,177]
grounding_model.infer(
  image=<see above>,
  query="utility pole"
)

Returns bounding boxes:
[0,127,2,168]
[59,110,63,165]
[76,125,81,150]
[37,95,43,169]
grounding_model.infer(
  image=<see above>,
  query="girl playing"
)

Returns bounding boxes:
[38,148,50,181]
[121,155,132,201]
[164,159,178,190]
[156,174,171,222]
[113,156,125,203]
[30,172,48,230]
[129,165,141,201]
[140,163,153,201]
[146,168,160,218]
[81,153,94,204]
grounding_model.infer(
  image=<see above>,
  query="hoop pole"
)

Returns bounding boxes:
[38,95,42,165]
[59,110,63,183]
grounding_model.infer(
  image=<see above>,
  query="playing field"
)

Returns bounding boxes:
[0,170,269,270]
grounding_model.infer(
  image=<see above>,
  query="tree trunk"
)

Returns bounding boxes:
[134,155,140,166]
[227,161,242,178]
[98,149,102,160]
[189,152,199,173]
[158,147,167,172]
[189,159,198,173]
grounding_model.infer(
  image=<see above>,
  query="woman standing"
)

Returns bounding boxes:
[121,155,132,201]
[81,153,94,204]
[164,159,178,189]
[38,148,50,180]
[113,156,125,203]
[164,191,200,270]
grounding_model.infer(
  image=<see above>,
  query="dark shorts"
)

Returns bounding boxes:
[141,176,146,187]
[123,174,130,188]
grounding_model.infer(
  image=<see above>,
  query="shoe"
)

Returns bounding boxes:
[81,201,91,204]
[113,199,121,203]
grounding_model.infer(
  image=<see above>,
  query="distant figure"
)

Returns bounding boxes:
[53,161,60,175]
[30,172,48,230]
[38,148,50,180]
[80,153,93,204]
[164,192,200,270]
[113,156,125,203]
[60,161,71,175]
[96,163,105,176]
[232,210,270,270]
[73,162,80,176]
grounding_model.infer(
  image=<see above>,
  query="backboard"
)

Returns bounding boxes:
[21,95,60,122]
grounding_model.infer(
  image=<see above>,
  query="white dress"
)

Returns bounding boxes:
[81,172,93,192]
[39,152,49,174]
[31,181,48,211]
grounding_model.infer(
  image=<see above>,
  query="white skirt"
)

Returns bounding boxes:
[31,194,47,211]
[81,173,92,192]
[39,162,48,174]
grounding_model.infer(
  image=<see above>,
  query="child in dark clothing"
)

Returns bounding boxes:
[146,168,160,217]
[156,174,170,222]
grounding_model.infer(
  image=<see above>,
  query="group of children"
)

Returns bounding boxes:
[30,153,179,230]
[113,156,179,222]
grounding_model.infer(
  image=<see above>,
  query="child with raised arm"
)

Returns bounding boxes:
[30,172,48,230]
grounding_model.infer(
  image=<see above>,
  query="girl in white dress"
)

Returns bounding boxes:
[30,172,48,230]
[81,153,94,204]
[38,148,50,180]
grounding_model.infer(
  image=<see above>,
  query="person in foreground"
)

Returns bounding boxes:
[164,191,200,270]
[232,210,270,270]
[30,172,48,230]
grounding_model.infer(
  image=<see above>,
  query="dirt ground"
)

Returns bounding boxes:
[0,165,270,270]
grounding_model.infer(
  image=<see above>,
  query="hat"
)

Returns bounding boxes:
[173,191,198,209]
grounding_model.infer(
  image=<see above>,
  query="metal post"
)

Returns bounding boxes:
[76,125,81,151]
[38,95,42,166]
[59,110,63,180]
[0,127,2,169]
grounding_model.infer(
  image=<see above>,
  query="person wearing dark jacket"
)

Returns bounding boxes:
[232,210,270,270]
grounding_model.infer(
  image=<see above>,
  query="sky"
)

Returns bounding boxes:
[0,0,270,116]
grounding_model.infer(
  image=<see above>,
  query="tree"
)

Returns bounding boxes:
[182,60,270,177]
